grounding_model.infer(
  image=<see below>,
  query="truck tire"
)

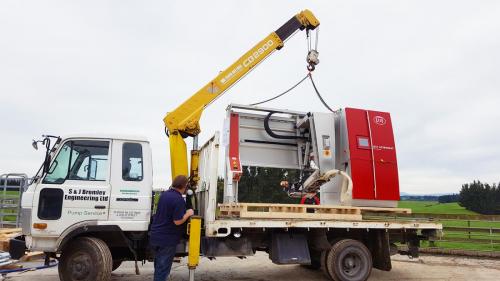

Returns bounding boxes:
[58,237,113,281]
[112,260,122,271]
[325,239,372,281]
[321,249,333,280]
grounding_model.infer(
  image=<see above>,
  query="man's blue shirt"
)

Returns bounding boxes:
[150,189,186,247]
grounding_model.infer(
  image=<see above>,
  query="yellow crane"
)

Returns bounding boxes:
[163,9,320,185]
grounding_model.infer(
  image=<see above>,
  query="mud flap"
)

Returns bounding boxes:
[270,232,311,265]
[370,230,392,271]
[9,238,26,260]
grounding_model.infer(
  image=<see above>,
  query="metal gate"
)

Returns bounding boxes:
[0,173,28,228]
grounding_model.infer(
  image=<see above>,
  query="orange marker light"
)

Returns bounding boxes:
[33,223,47,230]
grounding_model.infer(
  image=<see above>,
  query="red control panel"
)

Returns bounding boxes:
[228,112,242,181]
[345,108,399,201]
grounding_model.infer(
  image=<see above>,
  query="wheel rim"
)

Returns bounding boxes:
[69,251,92,280]
[336,246,367,280]
[341,253,362,276]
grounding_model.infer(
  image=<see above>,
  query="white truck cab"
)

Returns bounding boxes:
[21,134,154,256]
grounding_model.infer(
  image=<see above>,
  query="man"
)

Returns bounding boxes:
[150,175,194,281]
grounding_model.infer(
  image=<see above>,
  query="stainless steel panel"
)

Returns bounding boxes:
[310,112,336,172]
[237,111,302,169]
[21,208,32,235]
[240,142,300,169]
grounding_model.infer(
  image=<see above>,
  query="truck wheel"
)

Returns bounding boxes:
[58,237,113,281]
[112,260,122,271]
[326,239,372,281]
[321,249,333,279]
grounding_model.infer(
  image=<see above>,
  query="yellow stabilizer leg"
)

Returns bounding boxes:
[188,216,202,280]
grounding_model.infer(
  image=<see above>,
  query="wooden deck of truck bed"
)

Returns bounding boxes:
[205,203,440,238]
[218,203,412,221]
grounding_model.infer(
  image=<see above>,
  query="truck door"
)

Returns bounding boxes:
[108,140,151,230]
[32,139,111,237]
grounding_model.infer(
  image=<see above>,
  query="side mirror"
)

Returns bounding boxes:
[32,140,38,150]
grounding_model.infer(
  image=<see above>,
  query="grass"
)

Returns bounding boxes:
[398,200,500,252]
[441,219,500,228]
[1,190,20,196]
[398,200,477,215]
[421,240,500,251]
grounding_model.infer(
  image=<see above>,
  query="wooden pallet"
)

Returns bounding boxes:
[0,228,21,251]
[0,228,45,270]
[218,203,411,221]
[19,251,45,262]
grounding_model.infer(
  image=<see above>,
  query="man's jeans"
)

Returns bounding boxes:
[153,245,177,281]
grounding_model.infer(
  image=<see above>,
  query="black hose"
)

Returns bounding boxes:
[308,74,334,113]
[249,72,334,114]
[250,74,310,106]
[264,112,307,140]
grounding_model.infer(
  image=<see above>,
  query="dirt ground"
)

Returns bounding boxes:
[3,253,500,281]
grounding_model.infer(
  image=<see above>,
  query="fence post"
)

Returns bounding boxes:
[468,220,471,239]
[491,227,493,251]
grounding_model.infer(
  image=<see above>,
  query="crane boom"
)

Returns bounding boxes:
[163,9,320,182]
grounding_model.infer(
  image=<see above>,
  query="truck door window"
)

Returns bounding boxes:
[122,143,143,181]
[37,188,64,220]
[43,142,72,184]
[43,140,110,184]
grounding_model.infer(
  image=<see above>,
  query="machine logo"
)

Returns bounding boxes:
[373,116,386,125]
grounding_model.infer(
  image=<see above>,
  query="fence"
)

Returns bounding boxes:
[366,212,500,255]
[0,174,28,228]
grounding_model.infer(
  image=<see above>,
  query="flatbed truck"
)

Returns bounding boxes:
[8,9,442,281]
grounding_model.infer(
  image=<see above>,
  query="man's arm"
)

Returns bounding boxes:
[172,198,194,226]
[174,209,194,225]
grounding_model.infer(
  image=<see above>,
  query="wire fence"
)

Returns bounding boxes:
[0,174,28,228]
[366,212,500,255]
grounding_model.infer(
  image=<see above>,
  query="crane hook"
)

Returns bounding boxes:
[307,49,319,71]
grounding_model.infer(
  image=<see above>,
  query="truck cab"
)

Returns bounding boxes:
[20,135,155,278]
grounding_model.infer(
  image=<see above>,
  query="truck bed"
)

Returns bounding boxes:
[206,203,441,238]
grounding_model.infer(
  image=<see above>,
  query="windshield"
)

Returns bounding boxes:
[42,140,110,184]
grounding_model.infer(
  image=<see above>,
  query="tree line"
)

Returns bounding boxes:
[427,181,500,215]
[458,180,500,215]
[217,166,305,204]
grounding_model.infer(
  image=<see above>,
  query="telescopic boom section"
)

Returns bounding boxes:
[163,9,320,180]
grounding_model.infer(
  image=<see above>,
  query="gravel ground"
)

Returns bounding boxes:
[3,253,500,281]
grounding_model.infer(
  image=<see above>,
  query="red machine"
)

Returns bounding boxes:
[336,108,400,207]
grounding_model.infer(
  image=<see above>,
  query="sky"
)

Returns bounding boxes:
[1,0,499,194]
